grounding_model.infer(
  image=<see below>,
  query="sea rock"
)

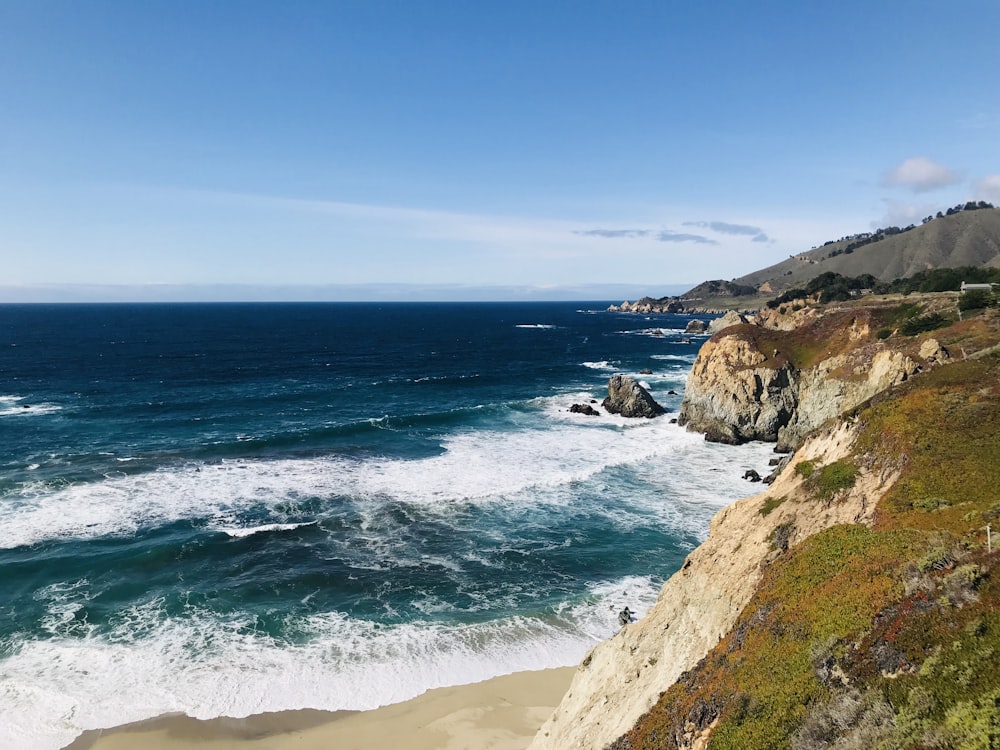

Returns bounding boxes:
[685,319,708,334]
[743,469,762,482]
[609,297,686,314]
[570,403,600,416]
[639,368,653,375]
[602,375,665,418]
[707,310,747,335]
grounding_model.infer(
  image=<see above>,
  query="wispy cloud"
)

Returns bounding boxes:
[575,226,716,244]
[875,199,938,229]
[655,230,716,245]
[574,228,651,239]
[975,174,1000,204]
[683,220,770,243]
[883,157,960,193]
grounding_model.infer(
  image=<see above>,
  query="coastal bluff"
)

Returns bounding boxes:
[529,419,891,750]
[676,297,948,451]
[531,294,1000,749]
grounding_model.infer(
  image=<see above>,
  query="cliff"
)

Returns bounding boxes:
[529,420,894,750]
[531,295,1000,749]
[676,294,969,451]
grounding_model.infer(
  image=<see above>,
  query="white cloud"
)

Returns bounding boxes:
[883,157,960,193]
[875,199,939,229]
[974,174,1000,204]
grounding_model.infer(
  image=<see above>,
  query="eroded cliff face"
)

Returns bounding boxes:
[676,334,797,444]
[528,420,898,750]
[678,305,925,451]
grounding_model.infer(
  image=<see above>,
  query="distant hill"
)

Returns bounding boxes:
[714,206,1000,297]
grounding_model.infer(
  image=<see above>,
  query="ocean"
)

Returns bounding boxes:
[0,302,774,750]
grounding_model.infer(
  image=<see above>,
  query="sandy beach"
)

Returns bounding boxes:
[65,667,575,750]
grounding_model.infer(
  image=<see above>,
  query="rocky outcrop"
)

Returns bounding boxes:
[602,375,665,418]
[608,297,686,314]
[678,308,921,450]
[684,319,708,334]
[529,420,898,750]
[706,310,747,334]
[775,349,919,450]
[919,337,950,364]
[677,335,797,444]
[569,403,600,416]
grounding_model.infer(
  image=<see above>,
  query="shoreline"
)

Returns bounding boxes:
[64,667,576,750]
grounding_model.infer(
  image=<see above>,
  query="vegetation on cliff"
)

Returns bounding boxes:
[610,312,1000,749]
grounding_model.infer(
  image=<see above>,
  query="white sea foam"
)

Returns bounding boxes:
[581,360,618,371]
[214,521,318,538]
[650,353,698,363]
[0,395,774,550]
[514,324,556,329]
[0,574,654,750]
[0,397,61,417]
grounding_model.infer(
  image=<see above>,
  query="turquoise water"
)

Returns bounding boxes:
[0,302,773,749]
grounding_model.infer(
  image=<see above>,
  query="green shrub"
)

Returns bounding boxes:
[795,460,815,479]
[759,496,787,517]
[957,289,993,312]
[900,313,949,336]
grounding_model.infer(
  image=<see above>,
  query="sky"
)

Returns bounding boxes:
[2,1,999,302]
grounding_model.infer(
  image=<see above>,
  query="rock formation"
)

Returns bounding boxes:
[602,375,665,418]
[569,403,600,416]
[608,297,686,314]
[684,319,708,333]
[677,335,797,444]
[678,303,923,450]
[706,309,747,334]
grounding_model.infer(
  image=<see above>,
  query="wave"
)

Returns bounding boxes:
[514,324,556,329]
[650,353,698,363]
[213,521,318,538]
[0,394,61,417]
[1,575,660,750]
[0,399,774,549]
[581,360,618,371]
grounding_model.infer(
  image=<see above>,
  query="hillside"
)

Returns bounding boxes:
[531,294,1000,750]
[735,207,1000,296]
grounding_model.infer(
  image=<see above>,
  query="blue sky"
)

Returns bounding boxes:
[2,1,999,301]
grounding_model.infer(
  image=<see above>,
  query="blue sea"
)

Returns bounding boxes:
[0,302,773,749]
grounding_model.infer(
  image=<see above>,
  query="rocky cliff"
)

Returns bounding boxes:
[676,296,955,451]
[529,419,895,750]
[531,295,1000,749]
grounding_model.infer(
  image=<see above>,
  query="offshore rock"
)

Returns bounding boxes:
[685,319,708,333]
[569,403,600,416]
[602,375,665,418]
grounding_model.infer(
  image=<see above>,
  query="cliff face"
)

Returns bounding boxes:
[531,297,1000,750]
[529,420,895,750]
[675,334,797,444]
[678,301,928,451]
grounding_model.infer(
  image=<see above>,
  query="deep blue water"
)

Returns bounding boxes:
[0,302,773,749]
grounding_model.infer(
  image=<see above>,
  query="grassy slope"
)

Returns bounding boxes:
[610,307,1000,750]
[692,209,1000,307]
